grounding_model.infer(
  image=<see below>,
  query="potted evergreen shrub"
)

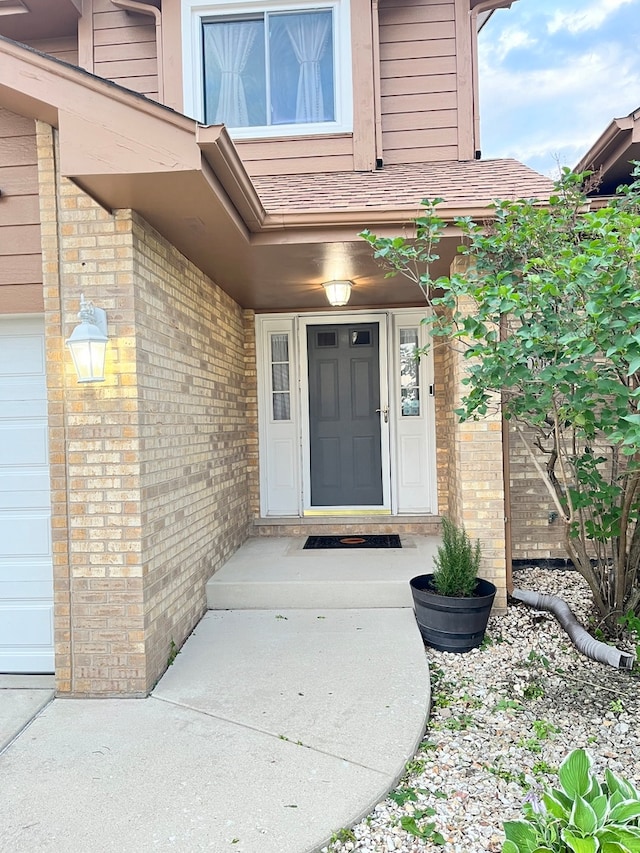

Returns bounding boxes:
[410,517,496,652]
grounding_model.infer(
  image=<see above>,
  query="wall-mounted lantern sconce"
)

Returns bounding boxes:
[65,293,108,383]
[322,280,353,307]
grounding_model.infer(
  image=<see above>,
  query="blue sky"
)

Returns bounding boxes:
[478,0,640,177]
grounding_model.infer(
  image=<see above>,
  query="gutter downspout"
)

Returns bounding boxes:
[111,0,164,103]
[512,589,635,670]
[371,0,383,167]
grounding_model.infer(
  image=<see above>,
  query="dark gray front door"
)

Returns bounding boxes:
[307,323,383,506]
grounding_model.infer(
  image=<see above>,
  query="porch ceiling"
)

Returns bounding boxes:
[0,34,551,312]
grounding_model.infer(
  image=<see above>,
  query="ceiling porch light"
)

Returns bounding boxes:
[322,280,353,306]
[65,293,109,383]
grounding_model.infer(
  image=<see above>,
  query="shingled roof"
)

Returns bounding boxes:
[253,158,554,214]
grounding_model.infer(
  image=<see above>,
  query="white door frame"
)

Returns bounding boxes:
[298,311,392,515]
[256,309,437,518]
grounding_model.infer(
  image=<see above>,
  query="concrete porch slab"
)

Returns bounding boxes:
[1,608,430,853]
[206,535,440,610]
[154,609,429,776]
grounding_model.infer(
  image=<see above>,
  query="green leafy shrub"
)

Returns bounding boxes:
[502,748,640,852]
[432,517,481,597]
[361,168,640,632]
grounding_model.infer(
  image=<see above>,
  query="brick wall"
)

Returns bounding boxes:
[509,425,566,562]
[131,215,252,685]
[37,123,251,695]
[439,287,507,609]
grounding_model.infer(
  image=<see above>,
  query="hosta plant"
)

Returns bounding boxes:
[502,748,640,852]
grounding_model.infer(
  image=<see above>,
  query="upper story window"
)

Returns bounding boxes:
[183,0,352,139]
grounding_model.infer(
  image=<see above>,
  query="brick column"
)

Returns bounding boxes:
[443,259,507,610]
[37,123,147,695]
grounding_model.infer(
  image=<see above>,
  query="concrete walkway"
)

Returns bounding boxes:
[0,604,430,852]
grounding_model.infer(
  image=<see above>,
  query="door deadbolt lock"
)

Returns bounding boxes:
[376,405,389,423]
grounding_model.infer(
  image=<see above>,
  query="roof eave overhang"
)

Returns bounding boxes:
[575,109,640,193]
[575,115,635,173]
[470,0,516,13]
[0,35,267,268]
[259,204,500,234]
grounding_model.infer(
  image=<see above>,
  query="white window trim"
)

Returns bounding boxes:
[182,0,353,139]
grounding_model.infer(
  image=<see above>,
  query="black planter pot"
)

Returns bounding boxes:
[410,574,497,653]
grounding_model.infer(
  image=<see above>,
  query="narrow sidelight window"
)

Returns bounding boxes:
[399,328,420,416]
[270,333,291,420]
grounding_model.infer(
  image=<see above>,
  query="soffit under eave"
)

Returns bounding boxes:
[470,0,516,12]
[574,115,636,174]
[0,0,81,41]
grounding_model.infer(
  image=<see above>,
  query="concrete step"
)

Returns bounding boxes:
[252,515,441,538]
[206,535,440,610]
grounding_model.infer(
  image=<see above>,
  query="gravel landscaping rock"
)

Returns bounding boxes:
[323,567,640,853]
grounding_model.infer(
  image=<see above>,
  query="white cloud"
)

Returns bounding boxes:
[493,27,537,61]
[478,44,640,173]
[547,0,637,34]
[479,43,639,109]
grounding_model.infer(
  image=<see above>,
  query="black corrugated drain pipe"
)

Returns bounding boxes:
[511,589,636,670]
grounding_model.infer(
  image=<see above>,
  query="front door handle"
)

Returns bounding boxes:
[376,405,389,423]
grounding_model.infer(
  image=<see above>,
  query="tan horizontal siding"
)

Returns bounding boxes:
[0,283,44,314]
[383,126,457,150]
[379,0,459,165]
[237,135,354,176]
[0,255,43,286]
[94,40,157,62]
[92,7,158,98]
[94,26,155,46]
[0,164,40,198]
[380,55,457,79]
[25,36,78,65]
[378,1,454,25]
[384,145,458,164]
[380,38,455,62]
[382,108,457,131]
[245,155,355,176]
[93,57,157,78]
[0,110,42,307]
[380,20,455,43]
[106,76,158,96]
[0,225,42,255]
[0,136,37,167]
[0,196,40,227]
[380,39,457,62]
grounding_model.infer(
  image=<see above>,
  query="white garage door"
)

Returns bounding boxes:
[0,315,54,673]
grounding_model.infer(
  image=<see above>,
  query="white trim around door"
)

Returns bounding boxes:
[256,308,437,518]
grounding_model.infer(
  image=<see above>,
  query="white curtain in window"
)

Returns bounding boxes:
[205,22,256,127]
[285,14,330,123]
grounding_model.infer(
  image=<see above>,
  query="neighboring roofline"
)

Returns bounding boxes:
[470,0,516,13]
[574,107,640,174]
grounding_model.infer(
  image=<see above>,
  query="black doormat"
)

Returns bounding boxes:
[303,534,402,550]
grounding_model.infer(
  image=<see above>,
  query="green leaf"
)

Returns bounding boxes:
[503,821,541,852]
[591,794,609,826]
[560,749,594,799]
[598,828,640,852]
[543,792,570,820]
[502,842,519,853]
[571,796,599,835]
[608,802,640,824]
[561,830,599,853]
